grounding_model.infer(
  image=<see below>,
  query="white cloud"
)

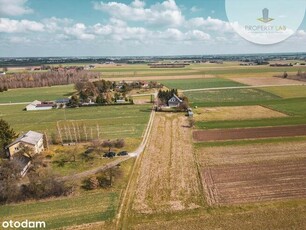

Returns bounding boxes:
[42,17,74,32]
[0,0,33,16]
[64,23,95,40]
[187,17,233,33]
[93,0,184,27]
[9,36,31,43]
[0,18,44,33]
[190,6,201,13]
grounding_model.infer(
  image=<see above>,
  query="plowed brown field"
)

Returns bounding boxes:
[202,159,306,205]
[193,125,306,142]
[198,142,306,205]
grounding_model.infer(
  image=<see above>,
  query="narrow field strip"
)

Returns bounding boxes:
[193,125,306,142]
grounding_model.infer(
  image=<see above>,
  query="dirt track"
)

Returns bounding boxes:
[132,113,202,214]
[193,125,306,142]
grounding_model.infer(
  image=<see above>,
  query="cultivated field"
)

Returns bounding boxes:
[228,76,302,86]
[159,78,244,90]
[260,85,306,98]
[131,113,202,214]
[185,88,280,105]
[197,142,306,205]
[194,105,287,121]
[193,125,306,142]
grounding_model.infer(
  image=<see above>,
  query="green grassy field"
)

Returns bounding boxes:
[0,191,118,229]
[185,88,281,106]
[0,85,75,103]
[0,104,151,139]
[159,78,245,90]
[195,98,306,129]
[260,85,306,99]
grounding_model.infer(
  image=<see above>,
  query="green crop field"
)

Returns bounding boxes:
[0,104,151,139]
[195,98,306,130]
[0,191,118,229]
[159,78,245,90]
[185,88,281,106]
[260,85,306,99]
[0,85,75,103]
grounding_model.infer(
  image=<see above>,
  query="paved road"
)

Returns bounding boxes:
[0,102,30,106]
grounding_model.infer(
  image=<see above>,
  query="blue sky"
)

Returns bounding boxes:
[0,0,305,57]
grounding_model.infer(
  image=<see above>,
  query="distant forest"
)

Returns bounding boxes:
[0,70,100,89]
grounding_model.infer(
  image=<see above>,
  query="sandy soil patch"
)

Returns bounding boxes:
[194,105,287,121]
[132,113,202,214]
[228,76,302,86]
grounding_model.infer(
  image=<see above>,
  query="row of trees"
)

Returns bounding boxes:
[0,70,100,89]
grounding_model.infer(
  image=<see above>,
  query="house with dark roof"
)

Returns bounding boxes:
[6,131,44,159]
[168,94,183,107]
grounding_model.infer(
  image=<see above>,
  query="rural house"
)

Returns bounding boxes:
[6,131,45,159]
[168,94,183,107]
[5,131,45,177]
[26,100,54,111]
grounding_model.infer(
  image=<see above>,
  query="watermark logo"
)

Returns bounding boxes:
[2,220,46,229]
[258,8,274,23]
[225,0,306,45]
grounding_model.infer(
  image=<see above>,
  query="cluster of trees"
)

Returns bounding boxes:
[73,80,118,105]
[83,166,123,190]
[0,156,71,204]
[0,86,8,93]
[92,139,125,152]
[158,89,179,105]
[0,70,100,89]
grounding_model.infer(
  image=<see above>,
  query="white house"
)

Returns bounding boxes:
[26,100,54,111]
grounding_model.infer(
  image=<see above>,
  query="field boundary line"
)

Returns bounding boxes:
[182,83,305,93]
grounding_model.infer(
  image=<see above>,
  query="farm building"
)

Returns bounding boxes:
[26,100,54,111]
[168,94,183,107]
[6,131,45,159]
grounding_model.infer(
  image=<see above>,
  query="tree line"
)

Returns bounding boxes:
[0,70,100,90]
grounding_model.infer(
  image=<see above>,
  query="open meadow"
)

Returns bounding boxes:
[0,104,151,140]
[0,85,75,103]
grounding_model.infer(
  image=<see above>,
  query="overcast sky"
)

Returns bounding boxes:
[0,0,305,57]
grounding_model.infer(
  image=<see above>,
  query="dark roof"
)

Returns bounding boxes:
[56,98,70,103]
[36,104,53,108]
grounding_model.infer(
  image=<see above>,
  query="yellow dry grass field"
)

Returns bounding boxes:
[132,113,202,214]
[194,105,287,122]
[228,76,302,86]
